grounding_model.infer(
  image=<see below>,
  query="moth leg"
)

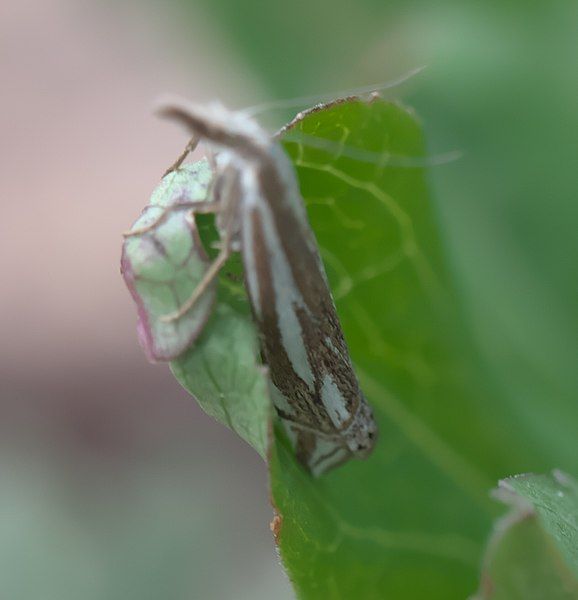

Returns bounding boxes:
[123,209,171,237]
[160,162,240,322]
[123,199,218,238]
[163,135,199,177]
[124,136,205,238]
[160,239,232,323]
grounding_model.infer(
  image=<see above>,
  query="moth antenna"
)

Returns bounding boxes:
[163,136,199,177]
[241,65,427,117]
[282,131,462,168]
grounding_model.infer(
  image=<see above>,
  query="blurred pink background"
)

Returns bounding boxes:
[0,1,292,597]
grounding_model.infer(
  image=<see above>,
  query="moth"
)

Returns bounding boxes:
[156,99,378,476]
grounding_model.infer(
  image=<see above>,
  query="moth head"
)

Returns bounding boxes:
[155,95,270,157]
[346,395,378,458]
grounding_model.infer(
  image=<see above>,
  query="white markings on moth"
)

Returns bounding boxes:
[269,145,309,225]
[320,373,350,428]
[308,437,350,477]
[245,178,316,391]
[269,383,297,417]
[325,336,341,355]
[240,197,262,317]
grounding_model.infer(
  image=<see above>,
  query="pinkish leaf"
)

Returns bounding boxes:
[121,161,216,361]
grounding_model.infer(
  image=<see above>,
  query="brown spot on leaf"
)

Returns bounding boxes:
[269,513,283,542]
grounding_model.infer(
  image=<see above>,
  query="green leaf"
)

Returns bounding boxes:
[170,303,271,459]
[269,97,549,599]
[473,471,578,600]
[122,97,561,599]
[121,162,216,361]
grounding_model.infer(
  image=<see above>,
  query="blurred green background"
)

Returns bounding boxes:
[1,0,576,597]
